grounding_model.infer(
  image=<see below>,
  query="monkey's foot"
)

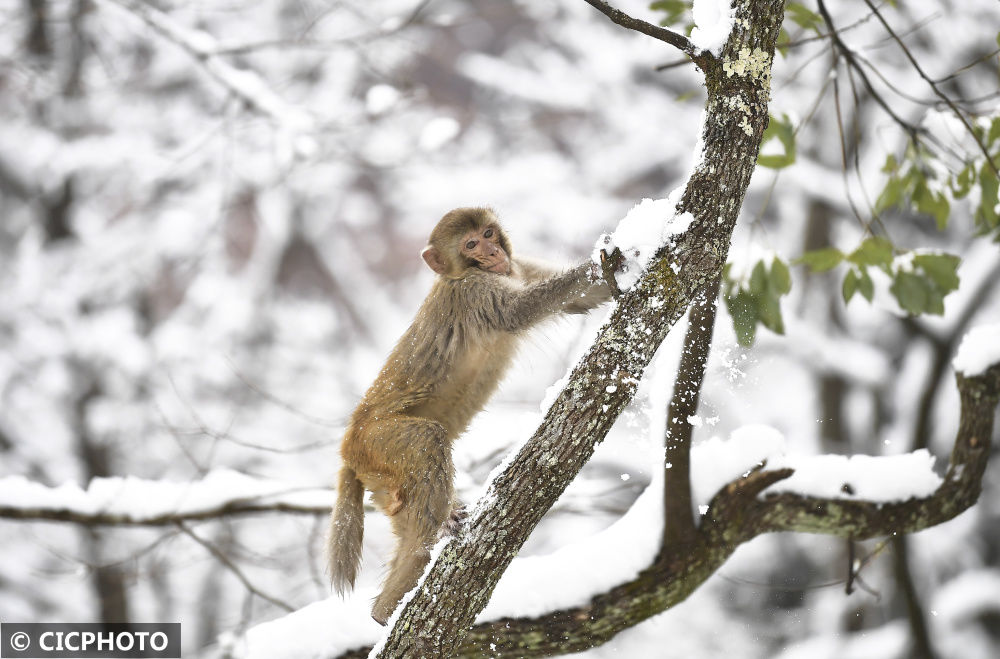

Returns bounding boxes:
[385,489,404,516]
[438,506,468,539]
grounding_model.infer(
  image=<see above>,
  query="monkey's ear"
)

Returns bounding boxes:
[421,246,448,275]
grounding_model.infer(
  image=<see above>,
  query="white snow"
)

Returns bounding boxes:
[952,323,1000,376]
[0,470,332,520]
[692,425,942,505]
[224,594,384,659]
[591,193,693,291]
[365,84,401,115]
[765,449,942,501]
[690,0,735,56]
[480,464,663,619]
[419,116,461,151]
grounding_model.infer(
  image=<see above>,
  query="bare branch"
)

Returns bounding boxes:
[861,0,999,179]
[176,522,296,612]
[581,0,710,68]
[98,0,313,132]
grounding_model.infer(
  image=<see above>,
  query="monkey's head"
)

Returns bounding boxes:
[422,207,513,278]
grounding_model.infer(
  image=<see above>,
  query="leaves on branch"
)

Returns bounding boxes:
[757,114,797,169]
[796,237,961,315]
[722,256,791,346]
[877,123,1000,238]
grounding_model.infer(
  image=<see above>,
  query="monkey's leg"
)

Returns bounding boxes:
[371,488,404,516]
[371,417,453,625]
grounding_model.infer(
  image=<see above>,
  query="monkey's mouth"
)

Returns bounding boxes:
[481,256,510,274]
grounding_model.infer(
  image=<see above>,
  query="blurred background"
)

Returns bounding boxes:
[1,0,998,657]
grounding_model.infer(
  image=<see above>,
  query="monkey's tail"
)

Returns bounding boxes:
[328,465,366,596]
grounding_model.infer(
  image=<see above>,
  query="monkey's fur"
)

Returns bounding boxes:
[328,207,609,624]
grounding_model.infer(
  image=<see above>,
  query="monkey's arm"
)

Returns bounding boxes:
[468,264,606,332]
[515,257,611,314]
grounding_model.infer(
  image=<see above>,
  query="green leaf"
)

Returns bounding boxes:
[785,2,823,32]
[842,268,859,303]
[952,164,975,199]
[757,114,797,169]
[726,292,758,346]
[858,268,874,302]
[776,27,790,58]
[976,163,1000,231]
[797,247,844,272]
[649,0,689,25]
[913,181,951,230]
[913,253,961,292]
[875,175,904,214]
[926,289,945,315]
[882,154,899,174]
[770,257,792,294]
[890,271,930,315]
[749,261,767,295]
[758,292,785,334]
[988,116,1000,146]
[848,237,893,269]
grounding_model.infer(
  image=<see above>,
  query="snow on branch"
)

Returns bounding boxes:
[952,323,1000,377]
[98,0,314,140]
[0,469,332,526]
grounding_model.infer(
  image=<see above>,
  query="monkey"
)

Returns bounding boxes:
[327,207,610,624]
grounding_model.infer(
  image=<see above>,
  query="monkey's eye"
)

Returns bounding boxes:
[484,228,494,238]
[465,240,476,250]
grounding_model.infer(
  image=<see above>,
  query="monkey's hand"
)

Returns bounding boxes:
[597,247,624,299]
[437,506,468,540]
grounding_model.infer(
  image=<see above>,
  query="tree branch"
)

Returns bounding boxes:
[662,277,720,549]
[861,0,1000,180]
[324,357,1000,658]
[581,0,711,69]
[0,499,329,526]
[816,0,921,141]
[97,0,313,132]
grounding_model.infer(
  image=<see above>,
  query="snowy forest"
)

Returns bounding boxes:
[1,0,1000,657]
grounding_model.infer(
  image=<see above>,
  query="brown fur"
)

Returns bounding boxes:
[327,207,609,624]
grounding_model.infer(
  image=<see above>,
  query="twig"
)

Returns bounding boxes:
[213,0,433,56]
[861,0,999,179]
[177,521,296,612]
[98,0,313,132]
[816,0,921,141]
[581,0,709,67]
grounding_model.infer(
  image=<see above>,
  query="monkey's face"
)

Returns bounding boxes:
[459,224,510,275]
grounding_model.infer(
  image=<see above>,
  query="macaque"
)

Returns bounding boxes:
[327,207,610,624]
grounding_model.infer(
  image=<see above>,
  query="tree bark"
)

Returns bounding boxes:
[662,277,719,549]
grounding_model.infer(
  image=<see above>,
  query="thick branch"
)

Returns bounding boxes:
[733,366,1000,541]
